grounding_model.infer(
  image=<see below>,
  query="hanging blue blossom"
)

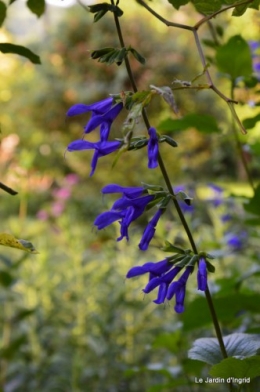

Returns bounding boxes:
[94,187,155,241]
[147,127,159,169]
[197,257,207,291]
[67,97,123,140]
[67,139,121,176]
[139,209,163,251]
[126,259,195,313]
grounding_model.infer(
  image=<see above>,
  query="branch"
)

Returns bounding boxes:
[194,0,255,30]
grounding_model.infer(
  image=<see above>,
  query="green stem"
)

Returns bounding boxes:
[230,82,255,191]
[111,0,229,364]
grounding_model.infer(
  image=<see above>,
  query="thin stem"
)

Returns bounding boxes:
[230,82,255,191]
[194,0,254,30]
[112,0,229,363]
[136,0,193,31]
[192,29,237,103]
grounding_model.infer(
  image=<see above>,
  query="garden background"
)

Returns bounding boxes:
[0,0,260,391]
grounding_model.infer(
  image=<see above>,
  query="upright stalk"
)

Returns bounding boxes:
[111,0,229,364]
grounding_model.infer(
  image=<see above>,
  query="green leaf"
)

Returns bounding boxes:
[88,3,123,22]
[232,0,259,16]
[0,270,14,287]
[162,241,186,254]
[9,0,18,4]
[158,113,221,133]
[26,0,45,18]
[0,233,39,254]
[0,43,41,64]
[192,0,222,14]
[129,47,146,65]
[243,113,260,130]
[159,135,178,148]
[210,356,260,381]
[189,333,260,365]
[244,184,260,216]
[216,35,253,79]
[182,293,260,331]
[0,1,7,27]
[167,0,189,10]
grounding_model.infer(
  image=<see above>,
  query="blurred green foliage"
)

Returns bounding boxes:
[0,0,260,391]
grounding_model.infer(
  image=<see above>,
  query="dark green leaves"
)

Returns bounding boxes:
[167,0,189,9]
[0,1,7,27]
[216,35,253,79]
[192,0,222,14]
[88,3,123,22]
[0,43,41,64]
[158,113,221,133]
[167,0,259,15]
[243,113,260,130]
[244,184,260,216]
[26,0,45,18]
[91,47,145,66]
[129,47,146,65]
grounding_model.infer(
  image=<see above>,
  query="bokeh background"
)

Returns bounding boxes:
[0,0,260,391]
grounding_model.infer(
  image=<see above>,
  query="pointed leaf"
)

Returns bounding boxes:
[167,0,189,9]
[26,0,45,18]
[192,0,222,14]
[189,333,260,365]
[0,43,41,64]
[0,1,7,27]
[243,113,260,130]
[129,47,146,65]
[0,233,38,254]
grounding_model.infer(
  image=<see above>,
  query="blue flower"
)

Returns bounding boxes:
[67,139,121,176]
[167,267,193,313]
[67,97,123,141]
[94,190,155,241]
[208,183,223,207]
[102,184,145,199]
[197,257,207,291]
[225,231,247,251]
[139,209,163,251]
[127,259,182,304]
[147,127,159,169]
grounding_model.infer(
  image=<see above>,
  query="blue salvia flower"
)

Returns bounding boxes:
[208,183,223,207]
[94,187,155,241]
[167,267,193,313]
[147,127,159,169]
[197,257,207,291]
[139,209,163,251]
[126,259,182,305]
[67,97,123,140]
[67,139,121,176]
[102,184,145,199]
[249,40,260,80]
[225,231,247,251]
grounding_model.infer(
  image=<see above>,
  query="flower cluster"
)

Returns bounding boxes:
[66,97,209,313]
[66,97,123,176]
[94,184,164,247]
[126,257,207,313]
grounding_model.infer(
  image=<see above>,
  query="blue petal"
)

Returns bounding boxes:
[102,184,144,198]
[67,104,93,116]
[67,140,94,151]
[94,210,124,229]
[197,258,207,291]
[153,283,168,304]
